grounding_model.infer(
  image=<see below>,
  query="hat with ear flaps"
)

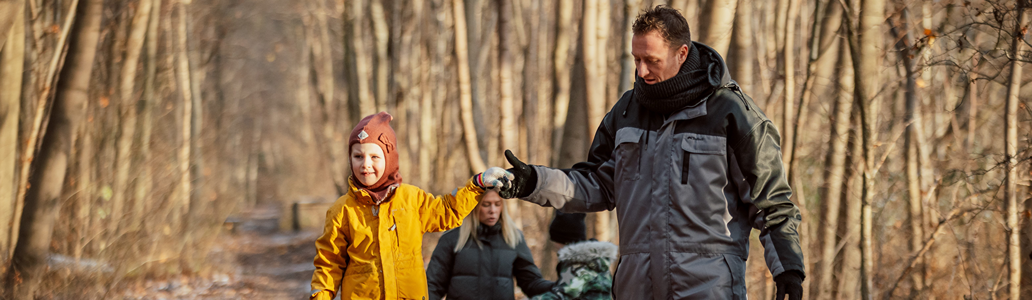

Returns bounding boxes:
[348,112,401,204]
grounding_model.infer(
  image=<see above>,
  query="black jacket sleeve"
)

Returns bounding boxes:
[723,87,805,277]
[426,231,457,300]
[513,235,555,297]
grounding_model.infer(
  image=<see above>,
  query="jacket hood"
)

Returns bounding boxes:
[557,240,618,264]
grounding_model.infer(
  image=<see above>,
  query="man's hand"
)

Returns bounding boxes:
[499,150,537,199]
[473,167,513,190]
[774,271,803,300]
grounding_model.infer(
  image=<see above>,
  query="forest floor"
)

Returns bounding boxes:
[116,206,319,300]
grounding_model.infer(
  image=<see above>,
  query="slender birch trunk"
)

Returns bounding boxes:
[133,0,161,229]
[846,0,884,297]
[452,0,487,173]
[814,35,850,300]
[550,0,575,167]
[894,8,925,295]
[173,0,193,229]
[370,0,388,112]
[619,0,639,94]
[110,0,152,235]
[779,0,800,173]
[1004,2,1025,299]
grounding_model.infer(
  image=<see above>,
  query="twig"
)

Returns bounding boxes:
[884,206,971,298]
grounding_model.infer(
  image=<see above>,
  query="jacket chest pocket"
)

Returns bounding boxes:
[613,127,644,182]
[679,134,727,187]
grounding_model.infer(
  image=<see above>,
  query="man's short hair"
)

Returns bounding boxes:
[632,5,692,50]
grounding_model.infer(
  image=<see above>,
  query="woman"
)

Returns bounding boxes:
[426,190,554,300]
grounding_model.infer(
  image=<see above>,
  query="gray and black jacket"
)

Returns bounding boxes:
[521,42,804,300]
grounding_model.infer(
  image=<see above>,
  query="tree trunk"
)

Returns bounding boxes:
[133,0,161,229]
[696,0,736,56]
[348,0,375,118]
[110,0,152,235]
[0,0,24,261]
[6,0,97,297]
[836,108,862,300]
[729,0,753,94]
[778,0,799,173]
[370,0,389,112]
[0,0,20,50]
[550,0,575,167]
[893,8,925,295]
[497,0,520,227]
[452,0,487,173]
[846,0,884,297]
[1004,2,1025,299]
[174,0,193,229]
[814,34,850,300]
[581,0,609,242]
[619,0,639,94]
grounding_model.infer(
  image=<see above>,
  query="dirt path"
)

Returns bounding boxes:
[119,208,321,299]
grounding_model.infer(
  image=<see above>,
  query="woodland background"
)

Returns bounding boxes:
[0,0,1031,299]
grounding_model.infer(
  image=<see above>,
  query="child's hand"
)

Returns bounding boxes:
[473,167,514,190]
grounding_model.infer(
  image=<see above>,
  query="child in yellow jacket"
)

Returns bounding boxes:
[310,112,511,300]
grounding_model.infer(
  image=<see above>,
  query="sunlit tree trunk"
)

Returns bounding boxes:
[1004,2,1025,299]
[697,0,736,56]
[370,0,388,112]
[846,0,884,297]
[619,0,639,94]
[0,0,20,49]
[550,0,575,167]
[729,0,753,94]
[497,0,521,226]
[452,0,487,173]
[6,0,95,297]
[893,8,925,295]
[814,36,849,300]
[133,0,161,229]
[110,0,152,235]
[347,0,375,118]
[0,0,24,260]
[778,0,799,173]
[173,0,194,229]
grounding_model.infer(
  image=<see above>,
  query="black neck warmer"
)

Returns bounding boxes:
[633,43,721,112]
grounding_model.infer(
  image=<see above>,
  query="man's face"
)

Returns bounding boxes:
[632,30,688,85]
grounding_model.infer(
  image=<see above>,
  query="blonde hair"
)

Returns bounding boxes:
[454,192,522,253]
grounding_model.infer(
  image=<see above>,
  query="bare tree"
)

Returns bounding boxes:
[0,0,20,49]
[844,0,885,297]
[0,0,24,259]
[452,0,487,173]
[696,0,736,56]
[173,0,193,229]
[110,0,152,235]
[550,0,575,167]
[1004,2,1026,299]
[729,0,754,94]
[6,0,97,297]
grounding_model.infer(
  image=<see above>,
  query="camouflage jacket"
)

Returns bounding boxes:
[533,241,617,300]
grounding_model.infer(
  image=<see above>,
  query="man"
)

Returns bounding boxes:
[496,6,805,300]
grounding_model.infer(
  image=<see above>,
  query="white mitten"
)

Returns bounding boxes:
[473,167,514,190]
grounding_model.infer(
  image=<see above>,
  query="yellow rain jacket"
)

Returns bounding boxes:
[310,178,484,300]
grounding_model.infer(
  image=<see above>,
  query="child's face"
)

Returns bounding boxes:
[350,143,386,187]
[477,191,504,227]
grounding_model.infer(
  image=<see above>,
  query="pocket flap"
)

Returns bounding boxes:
[615,127,643,145]
[681,133,726,154]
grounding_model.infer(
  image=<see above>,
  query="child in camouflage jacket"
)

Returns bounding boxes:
[532,240,618,300]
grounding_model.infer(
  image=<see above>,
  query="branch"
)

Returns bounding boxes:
[884,206,974,298]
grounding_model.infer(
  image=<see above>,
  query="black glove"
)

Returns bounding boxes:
[500,150,537,199]
[774,271,803,300]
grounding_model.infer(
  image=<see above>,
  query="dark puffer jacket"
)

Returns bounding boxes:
[426,223,554,300]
